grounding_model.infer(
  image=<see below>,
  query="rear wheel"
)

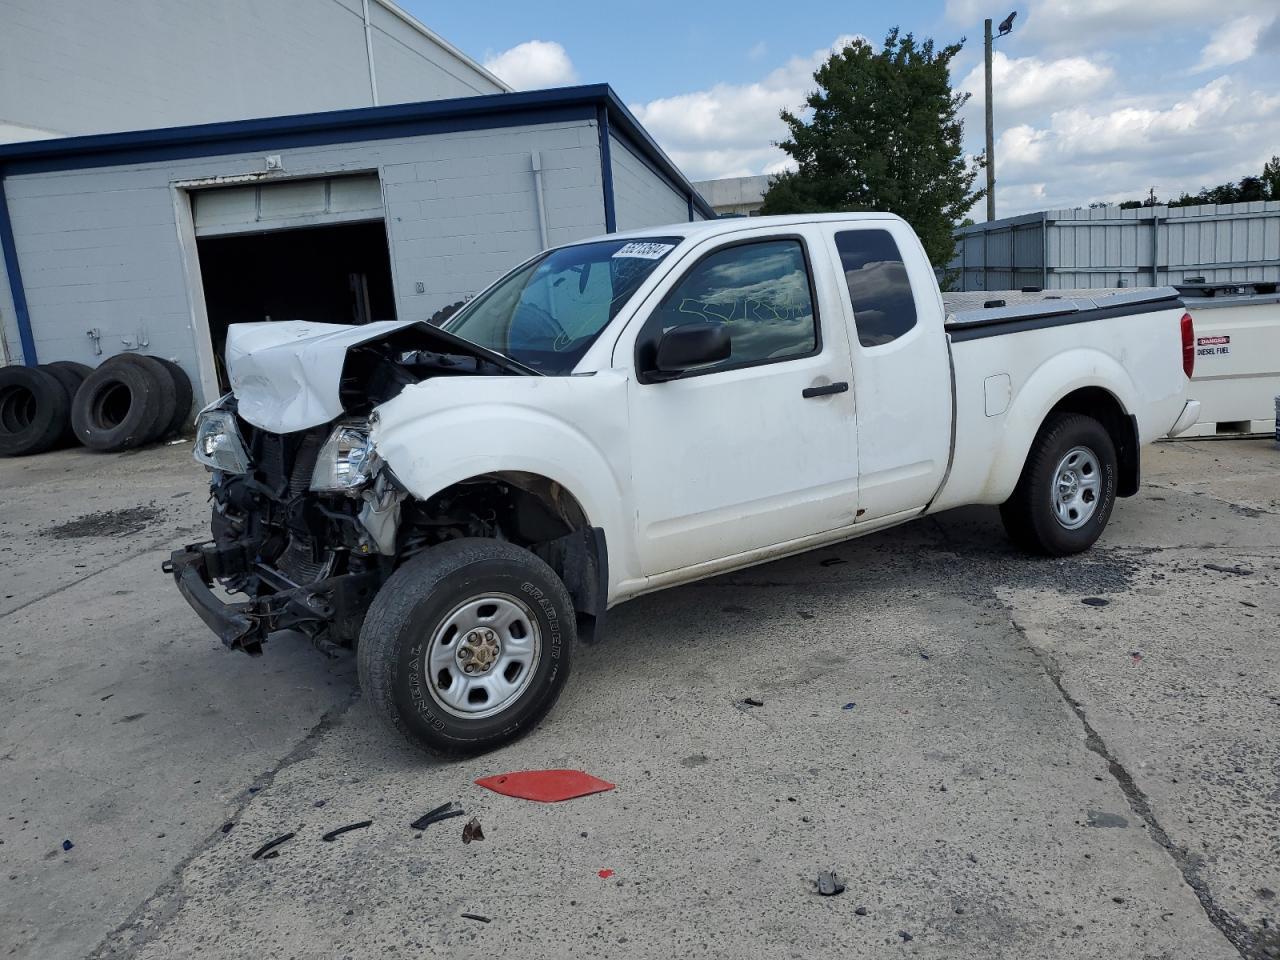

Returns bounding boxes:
[358,538,574,757]
[1000,412,1117,556]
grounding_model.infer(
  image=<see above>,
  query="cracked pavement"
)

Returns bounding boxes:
[1,438,1276,959]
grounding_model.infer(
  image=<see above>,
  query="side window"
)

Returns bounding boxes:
[640,239,817,374]
[834,229,918,347]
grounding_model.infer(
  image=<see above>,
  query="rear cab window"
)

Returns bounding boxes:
[834,230,918,347]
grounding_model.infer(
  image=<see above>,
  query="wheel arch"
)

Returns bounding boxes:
[403,470,610,644]
[1043,387,1140,497]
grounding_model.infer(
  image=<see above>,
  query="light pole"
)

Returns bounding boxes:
[984,10,1016,222]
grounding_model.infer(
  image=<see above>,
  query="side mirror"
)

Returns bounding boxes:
[650,322,731,379]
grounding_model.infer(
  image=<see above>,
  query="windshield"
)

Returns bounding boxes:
[443,237,681,374]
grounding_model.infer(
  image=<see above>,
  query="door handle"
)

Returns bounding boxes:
[802,381,849,399]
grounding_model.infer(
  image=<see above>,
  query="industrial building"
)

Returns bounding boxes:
[692,175,770,217]
[0,0,508,143]
[949,201,1280,291]
[0,85,714,403]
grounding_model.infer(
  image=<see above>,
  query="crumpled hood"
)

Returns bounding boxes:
[226,320,420,433]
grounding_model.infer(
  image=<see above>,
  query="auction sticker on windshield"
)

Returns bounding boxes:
[613,242,675,260]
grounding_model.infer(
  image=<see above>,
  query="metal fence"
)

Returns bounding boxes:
[948,200,1280,292]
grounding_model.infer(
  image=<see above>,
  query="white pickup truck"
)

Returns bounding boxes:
[167,213,1200,756]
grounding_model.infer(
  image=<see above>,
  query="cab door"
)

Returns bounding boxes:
[619,229,860,577]
[818,219,952,521]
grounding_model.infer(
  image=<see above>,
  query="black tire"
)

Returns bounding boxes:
[37,363,87,446]
[146,356,194,440]
[71,354,172,451]
[45,360,93,383]
[1000,412,1117,556]
[358,538,575,757]
[0,366,69,457]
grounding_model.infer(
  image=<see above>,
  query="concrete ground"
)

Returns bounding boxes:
[0,438,1276,960]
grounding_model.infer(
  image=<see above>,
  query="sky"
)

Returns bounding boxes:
[405,0,1280,218]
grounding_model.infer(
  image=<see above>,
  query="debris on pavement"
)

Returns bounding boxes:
[1130,651,1143,664]
[1082,597,1110,606]
[598,869,614,879]
[251,832,295,860]
[321,820,372,842]
[899,930,914,942]
[220,822,234,834]
[740,697,764,708]
[854,906,869,916]
[410,801,465,831]
[462,817,485,843]
[819,557,847,567]
[842,702,856,710]
[816,870,845,896]
[475,770,616,803]
[61,840,73,852]
[41,504,163,539]
[1204,563,1253,576]
[461,913,491,923]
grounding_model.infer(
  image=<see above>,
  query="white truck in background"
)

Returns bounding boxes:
[167,213,1200,756]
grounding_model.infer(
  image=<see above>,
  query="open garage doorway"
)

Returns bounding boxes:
[191,174,396,389]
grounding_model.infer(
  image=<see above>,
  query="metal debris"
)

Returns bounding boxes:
[740,697,764,708]
[462,817,485,844]
[251,832,294,860]
[322,820,372,842]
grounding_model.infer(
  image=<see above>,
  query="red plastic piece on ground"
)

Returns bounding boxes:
[474,769,615,803]
[598,869,614,879]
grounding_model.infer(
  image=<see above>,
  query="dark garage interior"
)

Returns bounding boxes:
[197,221,397,386]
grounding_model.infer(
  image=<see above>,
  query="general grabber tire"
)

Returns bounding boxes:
[0,366,69,457]
[358,538,575,757]
[1000,412,1118,556]
[70,354,172,451]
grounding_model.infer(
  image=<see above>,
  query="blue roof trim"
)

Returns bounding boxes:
[0,180,36,365]
[0,84,715,218]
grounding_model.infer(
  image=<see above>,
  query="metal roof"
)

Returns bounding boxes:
[0,84,714,219]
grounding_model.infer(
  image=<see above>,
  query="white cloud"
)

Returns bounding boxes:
[960,51,1114,113]
[483,41,578,91]
[985,76,1280,214]
[629,35,865,182]
[1195,14,1272,70]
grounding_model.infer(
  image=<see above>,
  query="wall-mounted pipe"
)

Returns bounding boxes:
[361,0,380,106]
[531,151,549,250]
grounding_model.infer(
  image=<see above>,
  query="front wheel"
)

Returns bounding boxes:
[1000,412,1118,556]
[357,538,574,757]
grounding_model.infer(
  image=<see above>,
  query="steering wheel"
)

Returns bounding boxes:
[511,298,572,348]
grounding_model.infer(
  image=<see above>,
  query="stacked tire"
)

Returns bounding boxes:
[0,354,192,457]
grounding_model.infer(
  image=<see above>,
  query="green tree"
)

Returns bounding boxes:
[759,29,983,266]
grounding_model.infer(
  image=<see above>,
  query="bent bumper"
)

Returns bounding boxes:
[164,543,378,655]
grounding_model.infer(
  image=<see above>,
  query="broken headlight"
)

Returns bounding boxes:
[193,401,250,474]
[310,422,378,493]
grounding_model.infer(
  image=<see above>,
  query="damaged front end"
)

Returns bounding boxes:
[166,398,400,654]
[165,320,534,655]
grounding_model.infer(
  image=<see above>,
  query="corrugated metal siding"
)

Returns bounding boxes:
[608,134,690,230]
[951,200,1280,291]
[2,120,605,390]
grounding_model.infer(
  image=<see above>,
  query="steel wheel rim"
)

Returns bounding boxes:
[1051,445,1101,530]
[424,592,541,720]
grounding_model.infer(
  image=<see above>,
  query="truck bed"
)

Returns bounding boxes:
[942,287,1183,342]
